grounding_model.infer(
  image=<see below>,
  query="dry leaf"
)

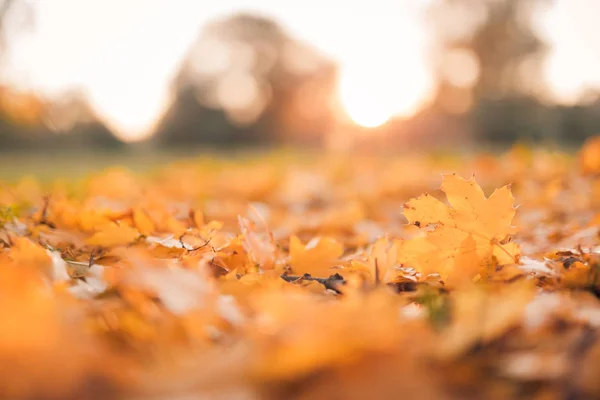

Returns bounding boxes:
[9,237,51,269]
[289,235,344,276]
[367,236,399,284]
[133,208,155,236]
[86,224,140,247]
[397,174,520,285]
[580,135,600,175]
[438,281,535,359]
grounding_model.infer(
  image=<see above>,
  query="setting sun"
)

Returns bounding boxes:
[339,68,392,128]
[88,80,169,142]
[338,55,433,129]
[333,5,434,129]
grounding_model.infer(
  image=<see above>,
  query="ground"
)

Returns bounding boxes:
[1,142,600,399]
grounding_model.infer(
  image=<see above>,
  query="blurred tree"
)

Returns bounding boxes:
[430,0,551,100]
[0,0,29,147]
[0,1,122,152]
[41,90,124,150]
[154,13,338,148]
[555,94,600,144]
[0,0,124,153]
[0,88,124,152]
[428,0,557,143]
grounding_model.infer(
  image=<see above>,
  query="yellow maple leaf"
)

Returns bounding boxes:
[289,235,343,276]
[397,174,520,285]
[86,224,140,247]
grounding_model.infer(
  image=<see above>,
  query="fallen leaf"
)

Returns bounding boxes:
[133,208,154,236]
[397,174,520,285]
[86,224,140,247]
[289,235,344,276]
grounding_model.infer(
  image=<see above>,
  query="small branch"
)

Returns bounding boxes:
[281,272,345,294]
[180,235,212,252]
[88,248,96,268]
[36,196,56,228]
[190,238,212,252]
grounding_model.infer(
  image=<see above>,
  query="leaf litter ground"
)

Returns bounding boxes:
[3,142,600,399]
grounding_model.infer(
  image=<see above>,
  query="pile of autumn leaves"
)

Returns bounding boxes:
[2,140,600,399]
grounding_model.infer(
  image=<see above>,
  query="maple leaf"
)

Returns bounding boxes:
[397,174,520,285]
[289,235,344,276]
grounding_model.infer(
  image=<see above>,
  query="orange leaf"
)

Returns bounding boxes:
[580,135,600,175]
[9,237,51,269]
[133,208,154,236]
[78,209,113,232]
[367,236,400,284]
[438,281,535,359]
[86,224,140,247]
[397,174,520,286]
[289,235,344,276]
[191,208,204,228]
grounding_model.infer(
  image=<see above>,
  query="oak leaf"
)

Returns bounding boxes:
[397,174,520,285]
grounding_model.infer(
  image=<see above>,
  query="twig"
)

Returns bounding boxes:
[189,237,212,252]
[281,272,346,294]
[88,248,96,268]
[179,234,212,252]
[37,195,56,228]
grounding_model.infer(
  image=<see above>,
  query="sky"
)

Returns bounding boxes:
[2,0,600,141]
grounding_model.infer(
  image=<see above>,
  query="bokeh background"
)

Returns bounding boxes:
[0,0,598,160]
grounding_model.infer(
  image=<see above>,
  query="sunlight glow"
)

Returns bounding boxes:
[333,2,434,129]
[339,69,392,128]
[89,88,168,142]
[1,0,597,140]
[338,46,433,129]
